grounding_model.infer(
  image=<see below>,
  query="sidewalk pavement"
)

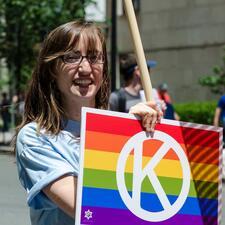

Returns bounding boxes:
[0,130,15,153]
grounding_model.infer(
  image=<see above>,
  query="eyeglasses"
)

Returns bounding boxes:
[61,51,104,65]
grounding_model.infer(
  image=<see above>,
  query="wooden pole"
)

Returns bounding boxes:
[110,0,117,92]
[123,0,153,101]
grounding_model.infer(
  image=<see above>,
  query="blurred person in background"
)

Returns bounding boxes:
[213,94,225,180]
[157,83,180,120]
[0,92,11,143]
[109,53,157,112]
[11,92,25,127]
[213,94,225,145]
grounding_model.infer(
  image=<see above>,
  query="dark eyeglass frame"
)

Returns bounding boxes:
[61,51,105,65]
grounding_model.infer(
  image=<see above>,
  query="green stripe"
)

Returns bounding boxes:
[83,168,218,199]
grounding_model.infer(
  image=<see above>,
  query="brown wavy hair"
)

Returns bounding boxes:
[17,20,110,135]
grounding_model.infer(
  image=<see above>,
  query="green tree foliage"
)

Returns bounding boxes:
[199,46,225,95]
[0,0,94,93]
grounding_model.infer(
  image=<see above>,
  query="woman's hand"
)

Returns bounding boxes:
[129,101,163,132]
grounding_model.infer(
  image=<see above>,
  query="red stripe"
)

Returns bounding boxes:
[86,113,143,136]
[86,113,219,148]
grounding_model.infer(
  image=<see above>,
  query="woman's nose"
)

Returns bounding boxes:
[78,58,92,73]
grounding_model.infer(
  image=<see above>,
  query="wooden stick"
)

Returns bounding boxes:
[123,0,153,101]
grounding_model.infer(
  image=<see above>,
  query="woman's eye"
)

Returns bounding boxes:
[73,55,81,60]
[88,54,98,62]
[63,53,81,63]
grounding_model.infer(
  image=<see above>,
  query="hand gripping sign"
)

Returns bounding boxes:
[75,107,223,225]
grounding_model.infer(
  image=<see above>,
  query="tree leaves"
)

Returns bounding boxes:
[0,0,94,93]
[199,46,225,95]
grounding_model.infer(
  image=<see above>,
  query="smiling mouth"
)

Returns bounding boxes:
[73,79,93,87]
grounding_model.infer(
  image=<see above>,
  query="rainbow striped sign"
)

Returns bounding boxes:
[75,108,223,225]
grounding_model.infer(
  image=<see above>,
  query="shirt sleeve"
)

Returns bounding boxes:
[109,92,119,111]
[16,124,77,209]
[218,96,225,109]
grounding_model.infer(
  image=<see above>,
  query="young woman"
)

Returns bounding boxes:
[16,20,162,225]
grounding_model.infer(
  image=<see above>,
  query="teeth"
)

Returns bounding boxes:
[74,79,92,85]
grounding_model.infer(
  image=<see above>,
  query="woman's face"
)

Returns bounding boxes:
[55,33,104,106]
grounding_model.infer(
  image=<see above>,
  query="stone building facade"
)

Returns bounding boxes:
[106,0,225,103]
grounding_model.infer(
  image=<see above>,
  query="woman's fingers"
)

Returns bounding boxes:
[129,101,163,132]
[143,111,158,132]
[145,101,163,124]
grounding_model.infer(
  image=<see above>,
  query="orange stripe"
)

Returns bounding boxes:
[85,130,130,152]
[85,131,219,164]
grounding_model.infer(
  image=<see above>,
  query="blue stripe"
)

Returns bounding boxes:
[82,187,218,216]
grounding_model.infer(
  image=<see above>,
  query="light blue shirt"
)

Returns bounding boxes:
[16,120,80,225]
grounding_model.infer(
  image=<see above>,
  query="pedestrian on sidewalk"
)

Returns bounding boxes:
[0,92,11,144]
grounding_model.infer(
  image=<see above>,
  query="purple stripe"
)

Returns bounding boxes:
[80,206,218,225]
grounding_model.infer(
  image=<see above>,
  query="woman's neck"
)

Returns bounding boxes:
[125,83,142,96]
[63,98,95,121]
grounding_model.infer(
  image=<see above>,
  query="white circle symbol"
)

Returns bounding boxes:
[116,130,190,222]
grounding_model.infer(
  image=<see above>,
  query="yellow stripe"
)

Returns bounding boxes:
[84,149,218,183]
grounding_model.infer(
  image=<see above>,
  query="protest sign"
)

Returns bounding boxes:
[75,107,222,225]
